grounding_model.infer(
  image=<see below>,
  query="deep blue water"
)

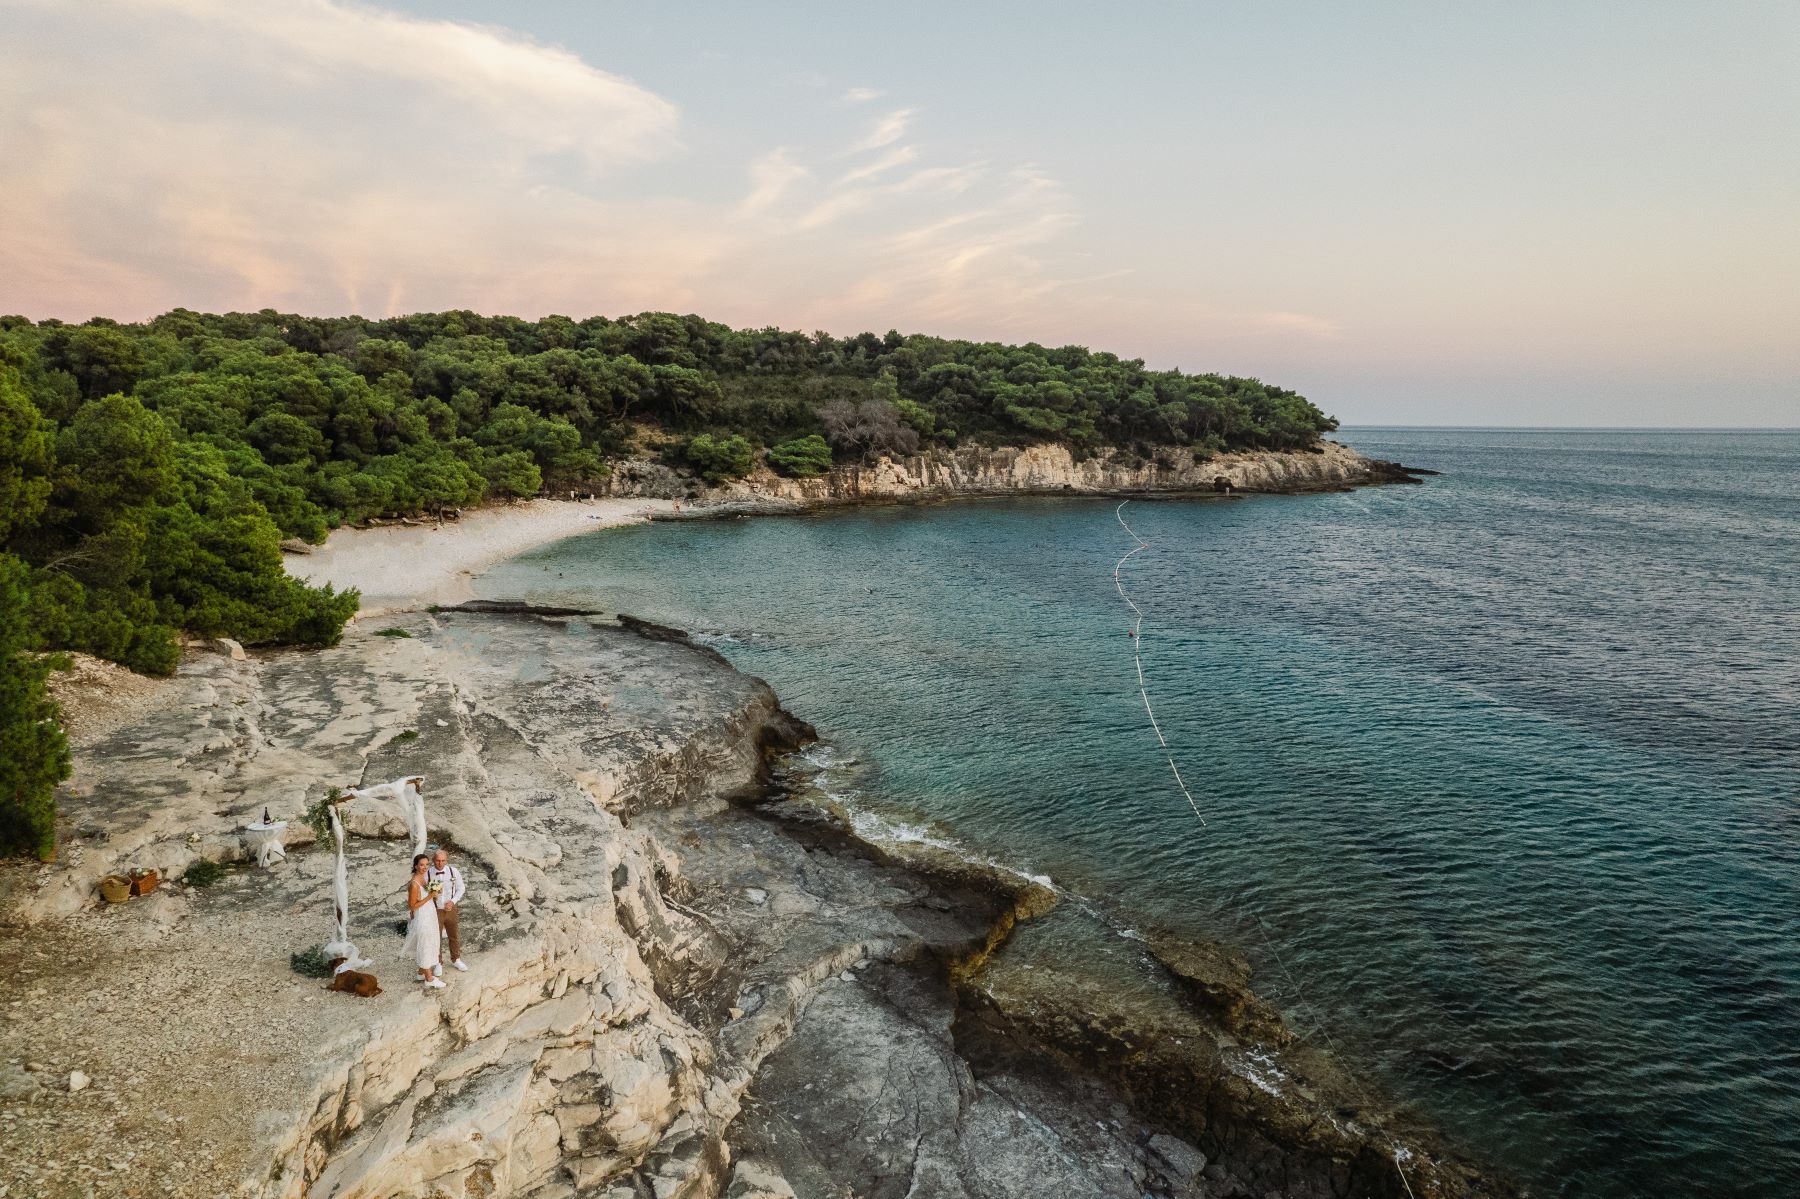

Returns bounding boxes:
[480,429,1800,1197]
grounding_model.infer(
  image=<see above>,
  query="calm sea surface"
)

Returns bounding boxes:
[480,429,1800,1197]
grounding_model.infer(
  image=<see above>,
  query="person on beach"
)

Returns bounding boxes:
[403,853,445,988]
[426,847,468,973]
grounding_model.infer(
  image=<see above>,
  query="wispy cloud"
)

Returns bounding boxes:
[0,1,1086,337]
[842,86,882,103]
[849,108,914,153]
[740,148,809,216]
[836,145,920,187]
[838,167,1080,325]
[0,0,695,317]
[110,0,677,167]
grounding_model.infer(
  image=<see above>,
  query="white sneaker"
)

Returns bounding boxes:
[451,958,468,972]
[432,963,442,976]
[424,977,446,989]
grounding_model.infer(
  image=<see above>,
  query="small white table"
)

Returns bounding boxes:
[243,821,288,867]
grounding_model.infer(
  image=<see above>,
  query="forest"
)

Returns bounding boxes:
[0,308,1338,856]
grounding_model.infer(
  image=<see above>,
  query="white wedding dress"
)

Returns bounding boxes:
[403,882,441,973]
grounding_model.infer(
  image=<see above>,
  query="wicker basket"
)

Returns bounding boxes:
[130,869,160,896]
[99,875,132,904]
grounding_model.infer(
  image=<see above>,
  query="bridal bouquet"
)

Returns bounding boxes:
[426,880,443,897]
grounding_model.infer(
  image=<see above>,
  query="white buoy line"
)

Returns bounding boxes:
[1111,499,1421,1199]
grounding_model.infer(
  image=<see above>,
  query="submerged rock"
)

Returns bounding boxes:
[1140,931,1293,1046]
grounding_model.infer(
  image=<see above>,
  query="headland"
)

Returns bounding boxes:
[0,443,1503,1199]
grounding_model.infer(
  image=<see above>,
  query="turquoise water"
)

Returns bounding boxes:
[480,429,1800,1197]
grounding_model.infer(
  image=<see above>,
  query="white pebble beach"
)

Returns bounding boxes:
[284,497,673,616]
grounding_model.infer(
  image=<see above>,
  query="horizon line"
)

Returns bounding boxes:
[1335,424,1799,432]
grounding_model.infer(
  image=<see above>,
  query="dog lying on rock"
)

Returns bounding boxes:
[326,958,382,998]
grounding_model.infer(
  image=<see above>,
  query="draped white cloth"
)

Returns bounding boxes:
[402,880,441,972]
[243,822,287,867]
[399,778,427,858]
[322,803,369,974]
[332,775,429,973]
[340,776,428,858]
[342,781,430,853]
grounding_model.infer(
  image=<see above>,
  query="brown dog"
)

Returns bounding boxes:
[326,958,382,998]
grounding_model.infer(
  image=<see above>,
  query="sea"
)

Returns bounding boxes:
[477,428,1800,1198]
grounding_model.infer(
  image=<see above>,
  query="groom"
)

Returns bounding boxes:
[426,847,469,973]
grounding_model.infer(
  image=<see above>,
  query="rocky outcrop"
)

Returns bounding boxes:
[605,440,1415,514]
[0,612,1504,1199]
[0,612,786,1198]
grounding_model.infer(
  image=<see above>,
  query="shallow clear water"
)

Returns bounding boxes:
[480,429,1800,1197]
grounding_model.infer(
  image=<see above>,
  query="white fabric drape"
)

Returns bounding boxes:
[322,803,370,973]
[399,777,427,858]
[341,776,428,858]
[329,776,425,975]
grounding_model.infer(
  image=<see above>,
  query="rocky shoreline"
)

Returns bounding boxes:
[280,440,1429,620]
[2,602,1510,1199]
[606,440,1433,517]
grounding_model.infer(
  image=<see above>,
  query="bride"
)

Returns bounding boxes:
[403,853,444,988]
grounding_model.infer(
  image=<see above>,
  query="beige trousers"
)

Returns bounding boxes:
[439,902,461,962]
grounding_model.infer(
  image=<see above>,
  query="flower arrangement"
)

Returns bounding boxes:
[304,788,350,844]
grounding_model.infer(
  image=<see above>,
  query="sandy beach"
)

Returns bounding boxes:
[283,497,673,615]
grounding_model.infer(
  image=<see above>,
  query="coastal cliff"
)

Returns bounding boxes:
[0,612,1502,1199]
[604,440,1418,510]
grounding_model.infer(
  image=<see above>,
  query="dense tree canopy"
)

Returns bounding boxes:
[0,308,1337,856]
[0,553,68,860]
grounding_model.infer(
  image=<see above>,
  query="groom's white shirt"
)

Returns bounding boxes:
[426,863,465,908]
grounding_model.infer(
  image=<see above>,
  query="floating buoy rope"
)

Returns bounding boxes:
[1112,503,1208,828]
[1112,499,1421,1199]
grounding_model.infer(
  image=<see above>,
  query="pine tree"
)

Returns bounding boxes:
[0,554,70,859]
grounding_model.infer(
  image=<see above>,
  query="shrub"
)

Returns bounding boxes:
[767,434,834,478]
[375,627,412,638]
[290,944,334,977]
[184,859,226,888]
[684,433,754,484]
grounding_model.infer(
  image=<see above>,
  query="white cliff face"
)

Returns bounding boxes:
[746,441,1376,502]
[602,441,1379,506]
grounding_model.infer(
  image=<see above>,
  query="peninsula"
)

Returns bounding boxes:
[0,310,1476,1199]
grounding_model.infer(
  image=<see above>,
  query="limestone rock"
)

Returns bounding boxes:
[726,1158,797,1199]
[0,607,1500,1199]
[0,1063,39,1101]
[1149,1132,1209,1183]
[609,441,1389,509]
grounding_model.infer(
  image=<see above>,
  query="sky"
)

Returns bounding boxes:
[2,0,1795,426]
